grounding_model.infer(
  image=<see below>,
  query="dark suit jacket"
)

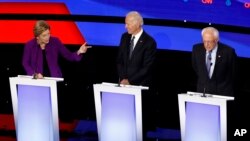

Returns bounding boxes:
[117,31,157,87]
[192,42,237,96]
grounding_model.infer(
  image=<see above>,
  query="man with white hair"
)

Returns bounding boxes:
[117,11,157,87]
[116,11,157,140]
[192,27,237,96]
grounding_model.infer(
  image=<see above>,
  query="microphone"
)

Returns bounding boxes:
[117,77,121,87]
[32,73,38,79]
[33,47,40,79]
[202,63,213,97]
[33,73,37,79]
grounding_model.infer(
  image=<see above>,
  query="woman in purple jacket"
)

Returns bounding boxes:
[22,20,91,79]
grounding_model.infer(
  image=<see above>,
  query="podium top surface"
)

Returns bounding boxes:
[16,75,64,81]
[98,82,149,90]
[9,75,64,87]
[179,91,234,101]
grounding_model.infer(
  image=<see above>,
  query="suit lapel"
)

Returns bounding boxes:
[126,34,132,57]
[130,32,145,58]
[211,44,222,79]
[215,45,223,65]
[201,48,207,73]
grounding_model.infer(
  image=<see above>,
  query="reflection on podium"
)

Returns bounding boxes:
[178,92,234,141]
[9,75,63,141]
[93,82,148,141]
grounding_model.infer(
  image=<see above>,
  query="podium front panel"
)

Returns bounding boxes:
[9,76,63,141]
[185,102,220,141]
[94,83,148,141]
[178,93,234,141]
[18,85,53,141]
[101,92,136,141]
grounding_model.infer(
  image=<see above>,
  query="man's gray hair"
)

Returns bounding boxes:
[201,27,219,39]
[126,11,144,26]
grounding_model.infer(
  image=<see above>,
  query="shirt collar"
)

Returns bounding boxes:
[132,29,143,39]
[207,45,218,54]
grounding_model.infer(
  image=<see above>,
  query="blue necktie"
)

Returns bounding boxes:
[129,36,135,59]
[206,51,212,77]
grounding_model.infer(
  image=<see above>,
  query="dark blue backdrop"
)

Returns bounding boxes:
[1,0,250,58]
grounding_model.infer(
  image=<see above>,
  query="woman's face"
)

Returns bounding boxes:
[36,29,50,45]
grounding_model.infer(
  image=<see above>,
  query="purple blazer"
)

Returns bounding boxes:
[22,36,82,78]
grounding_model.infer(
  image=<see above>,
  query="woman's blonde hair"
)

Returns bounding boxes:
[33,20,50,37]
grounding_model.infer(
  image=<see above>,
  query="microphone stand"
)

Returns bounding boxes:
[117,77,121,87]
[202,88,206,97]
[33,73,38,79]
[33,45,40,79]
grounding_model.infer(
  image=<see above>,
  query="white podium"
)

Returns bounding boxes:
[9,75,63,141]
[178,92,234,141]
[93,82,148,141]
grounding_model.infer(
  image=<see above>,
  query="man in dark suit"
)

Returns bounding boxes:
[117,11,157,87]
[116,11,157,140]
[192,27,237,96]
